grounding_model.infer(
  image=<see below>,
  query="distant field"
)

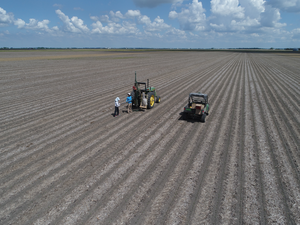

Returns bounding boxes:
[0,50,146,61]
[1,50,299,224]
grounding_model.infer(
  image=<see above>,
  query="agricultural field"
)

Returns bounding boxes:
[0,49,300,224]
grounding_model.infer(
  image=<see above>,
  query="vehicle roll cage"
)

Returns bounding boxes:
[188,93,208,106]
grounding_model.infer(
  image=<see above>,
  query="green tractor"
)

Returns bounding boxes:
[131,72,161,110]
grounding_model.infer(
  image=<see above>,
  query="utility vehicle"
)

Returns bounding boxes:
[183,92,209,122]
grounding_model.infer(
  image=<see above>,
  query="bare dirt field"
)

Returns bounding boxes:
[1,50,300,224]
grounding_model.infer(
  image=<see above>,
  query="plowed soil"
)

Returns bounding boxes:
[1,50,300,225]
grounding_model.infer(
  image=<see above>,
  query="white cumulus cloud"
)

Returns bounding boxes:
[211,0,245,19]
[291,28,300,39]
[165,27,186,37]
[14,17,59,33]
[169,0,206,31]
[90,9,184,39]
[125,10,141,17]
[169,11,178,19]
[230,18,260,31]
[14,18,25,28]
[239,0,265,18]
[91,19,139,35]
[71,16,89,32]
[0,7,14,27]
[91,21,118,34]
[207,0,286,34]
[142,16,171,32]
[109,11,125,22]
[56,9,89,33]
[267,0,300,13]
[91,10,139,35]
[260,4,285,28]
[90,16,98,22]
[1,7,58,33]
[139,15,151,24]
[130,13,174,33]
[100,15,110,23]
[25,19,51,31]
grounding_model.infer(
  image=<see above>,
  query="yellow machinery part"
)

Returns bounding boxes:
[150,95,155,107]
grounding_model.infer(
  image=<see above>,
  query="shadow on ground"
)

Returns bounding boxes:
[178,112,204,123]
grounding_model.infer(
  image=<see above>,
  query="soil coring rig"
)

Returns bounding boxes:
[131,72,161,110]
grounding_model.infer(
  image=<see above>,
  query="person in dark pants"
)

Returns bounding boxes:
[114,97,120,117]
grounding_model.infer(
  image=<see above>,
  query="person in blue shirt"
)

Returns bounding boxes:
[126,93,132,113]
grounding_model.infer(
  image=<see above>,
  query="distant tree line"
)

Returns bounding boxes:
[0,47,110,50]
[1,47,299,51]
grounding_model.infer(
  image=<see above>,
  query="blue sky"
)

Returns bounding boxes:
[1,0,300,48]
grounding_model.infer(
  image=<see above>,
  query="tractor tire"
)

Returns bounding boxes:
[156,95,161,103]
[147,92,155,109]
[131,90,135,100]
[200,113,206,123]
[131,91,137,107]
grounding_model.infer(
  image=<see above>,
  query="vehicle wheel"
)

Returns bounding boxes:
[131,91,135,106]
[131,90,135,99]
[156,95,161,103]
[147,92,155,109]
[200,113,206,122]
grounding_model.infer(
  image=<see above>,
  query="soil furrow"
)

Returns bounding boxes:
[235,55,246,225]
[250,55,300,180]
[250,59,300,168]
[242,57,264,224]
[210,56,243,225]
[246,58,269,224]
[249,56,300,224]
[254,57,300,121]
[188,55,242,224]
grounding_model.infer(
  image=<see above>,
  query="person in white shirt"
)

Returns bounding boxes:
[114,97,120,117]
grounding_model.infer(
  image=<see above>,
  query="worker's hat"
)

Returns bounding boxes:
[128,93,131,95]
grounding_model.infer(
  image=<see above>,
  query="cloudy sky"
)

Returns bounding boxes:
[1,0,300,48]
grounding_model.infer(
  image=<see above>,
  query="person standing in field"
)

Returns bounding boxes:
[126,93,132,113]
[114,97,120,117]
